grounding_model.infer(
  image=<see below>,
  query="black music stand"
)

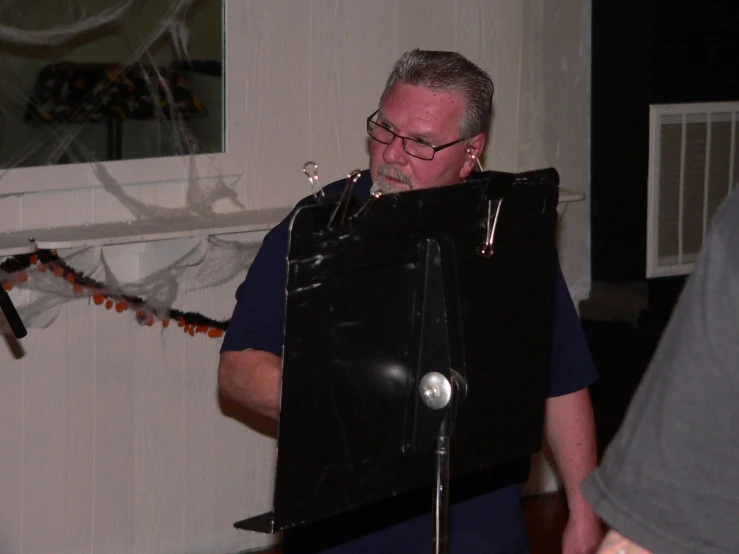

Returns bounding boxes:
[235,169,560,553]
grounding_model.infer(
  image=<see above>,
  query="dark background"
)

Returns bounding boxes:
[587,0,739,454]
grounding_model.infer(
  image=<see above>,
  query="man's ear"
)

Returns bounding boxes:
[460,133,487,179]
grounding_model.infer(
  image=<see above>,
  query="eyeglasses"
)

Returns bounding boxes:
[366,110,468,161]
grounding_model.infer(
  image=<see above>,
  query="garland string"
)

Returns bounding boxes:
[0,249,228,338]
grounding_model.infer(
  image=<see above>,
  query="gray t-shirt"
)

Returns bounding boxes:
[582,187,739,553]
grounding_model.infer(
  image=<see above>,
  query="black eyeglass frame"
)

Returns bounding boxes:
[366,109,470,161]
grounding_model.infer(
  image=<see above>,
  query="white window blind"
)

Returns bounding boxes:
[647,102,739,277]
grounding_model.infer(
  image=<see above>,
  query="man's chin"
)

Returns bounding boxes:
[370,178,412,195]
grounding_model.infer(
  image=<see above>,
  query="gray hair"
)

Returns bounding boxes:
[379,49,494,138]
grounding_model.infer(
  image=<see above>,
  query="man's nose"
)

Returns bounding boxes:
[383,135,408,165]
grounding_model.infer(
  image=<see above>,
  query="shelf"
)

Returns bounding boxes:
[559,188,585,203]
[0,187,586,258]
[0,208,292,257]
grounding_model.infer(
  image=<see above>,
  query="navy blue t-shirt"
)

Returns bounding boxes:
[222,171,598,553]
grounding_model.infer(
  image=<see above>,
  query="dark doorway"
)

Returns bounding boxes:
[587,0,739,453]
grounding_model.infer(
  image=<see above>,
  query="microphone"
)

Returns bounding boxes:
[0,287,27,339]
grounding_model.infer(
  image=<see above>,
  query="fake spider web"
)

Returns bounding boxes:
[0,0,257,330]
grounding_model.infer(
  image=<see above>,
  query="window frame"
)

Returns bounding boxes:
[646,101,739,277]
[0,0,243,197]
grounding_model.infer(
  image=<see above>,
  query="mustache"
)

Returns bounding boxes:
[376,164,413,188]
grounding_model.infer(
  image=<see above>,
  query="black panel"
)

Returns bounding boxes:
[591,2,654,281]
[591,0,739,282]
[236,169,561,532]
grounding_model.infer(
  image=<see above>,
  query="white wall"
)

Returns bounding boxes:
[519,0,593,299]
[234,0,591,294]
[0,1,592,552]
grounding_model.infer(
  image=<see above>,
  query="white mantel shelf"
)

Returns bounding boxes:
[0,208,292,257]
[559,188,585,203]
[0,189,585,258]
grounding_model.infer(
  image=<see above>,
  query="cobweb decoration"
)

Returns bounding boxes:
[0,0,235,213]
[0,0,260,326]
[0,236,261,330]
[0,1,135,46]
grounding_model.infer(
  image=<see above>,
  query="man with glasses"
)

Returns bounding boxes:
[219,49,602,553]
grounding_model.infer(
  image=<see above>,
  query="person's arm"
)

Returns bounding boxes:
[544,388,602,554]
[218,349,282,420]
[597,530,651,554]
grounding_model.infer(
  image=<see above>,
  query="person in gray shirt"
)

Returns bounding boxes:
[582,185,739,553]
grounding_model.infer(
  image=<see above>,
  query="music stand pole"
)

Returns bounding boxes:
[432,415,451,554]
[420,367,467,553]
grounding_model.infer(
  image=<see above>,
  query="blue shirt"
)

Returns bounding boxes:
[222,170,598,553]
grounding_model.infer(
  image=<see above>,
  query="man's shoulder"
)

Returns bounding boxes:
[287,169,373,212]
[267,169,373,239]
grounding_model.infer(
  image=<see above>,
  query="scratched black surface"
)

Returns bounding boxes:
[247,169,560,531]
